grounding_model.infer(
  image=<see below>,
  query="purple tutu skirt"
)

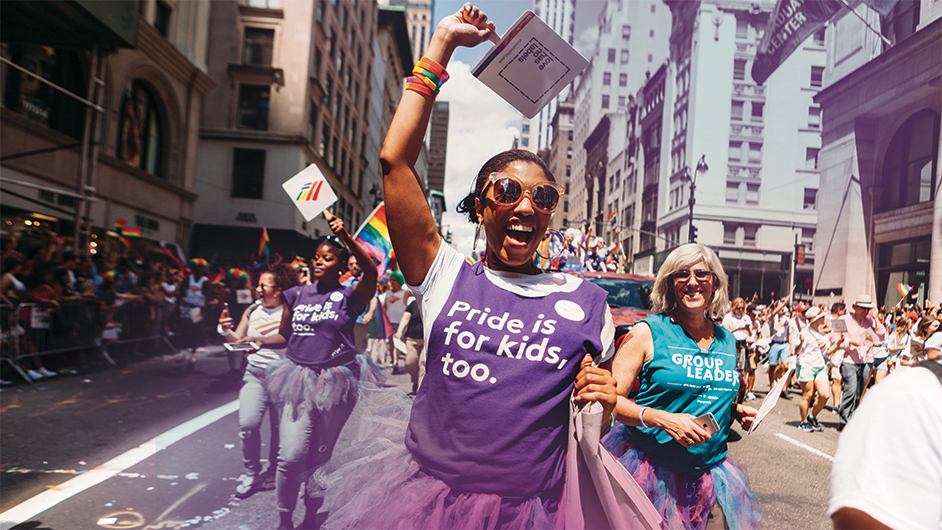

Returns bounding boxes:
[309,384,565,530]
[602,424,761,530]
[265,352,385,421]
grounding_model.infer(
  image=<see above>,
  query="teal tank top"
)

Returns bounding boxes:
[626,313,740,475]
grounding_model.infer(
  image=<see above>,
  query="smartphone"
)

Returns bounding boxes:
[694,412,720,436]
[224,342,258,352]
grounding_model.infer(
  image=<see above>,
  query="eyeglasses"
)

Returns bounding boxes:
[672,269,714,282]
[481,173,564,213]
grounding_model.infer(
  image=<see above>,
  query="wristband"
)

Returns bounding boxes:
[217,324,230,336]
[609,412,616,429]
[639,407,649,428]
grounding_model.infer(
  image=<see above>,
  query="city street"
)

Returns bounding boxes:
[1,345,837,530]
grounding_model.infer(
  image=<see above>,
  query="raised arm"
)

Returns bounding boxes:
[380,3,495,287]
[325,211,377,311]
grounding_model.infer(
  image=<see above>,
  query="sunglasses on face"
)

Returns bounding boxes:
[672,269,714,282]
[482,173,564,214]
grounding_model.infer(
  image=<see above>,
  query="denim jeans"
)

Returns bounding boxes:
[275,382,357,514]
[838,362,872,426]
[239,364,279,476]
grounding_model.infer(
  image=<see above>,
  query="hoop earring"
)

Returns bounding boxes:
[535,230,565,262]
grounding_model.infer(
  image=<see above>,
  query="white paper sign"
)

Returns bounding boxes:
[282,163,338,221]
[747,366,793,434]
[393,337,408,353]
[236,289,253,304]
[472,11,589,118]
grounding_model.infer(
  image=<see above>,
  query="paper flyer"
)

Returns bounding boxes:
[829,318,847,333]
[282,163,338,221]
[472,10,588,118]
[747,366,793,434]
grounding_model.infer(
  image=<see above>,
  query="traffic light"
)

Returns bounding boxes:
[690,225,698,242]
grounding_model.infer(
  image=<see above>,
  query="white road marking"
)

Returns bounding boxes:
[0,400,239,530]
[775,433,834,462]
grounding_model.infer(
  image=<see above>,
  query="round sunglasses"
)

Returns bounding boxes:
[482,173,564,214]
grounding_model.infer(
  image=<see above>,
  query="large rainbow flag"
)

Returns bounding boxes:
[353,203,394,276]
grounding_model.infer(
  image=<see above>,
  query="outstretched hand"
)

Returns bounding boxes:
[436,3,497,50]
[323,210,347,237]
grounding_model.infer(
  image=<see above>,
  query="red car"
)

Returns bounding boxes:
[581,271,655,395]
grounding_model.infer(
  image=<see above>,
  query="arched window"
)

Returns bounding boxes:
[117,80,164,178]
[880,110,940,213]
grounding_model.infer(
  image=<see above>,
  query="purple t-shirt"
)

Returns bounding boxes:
[283,284,360,366]
[405,260,609,497]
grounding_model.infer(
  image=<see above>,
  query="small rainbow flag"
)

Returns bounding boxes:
[116,235,132,248]
[353,203,394,276]
[114,219,142,238]
[607,211,617,226]
[258,227,271,262]
[896,283,913,298]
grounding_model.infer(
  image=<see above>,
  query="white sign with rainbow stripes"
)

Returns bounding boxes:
[282,162,338,221]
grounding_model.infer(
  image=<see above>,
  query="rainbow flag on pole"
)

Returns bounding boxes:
[607,211,617,226]
[353,203,394,276]
[258,227,271,262]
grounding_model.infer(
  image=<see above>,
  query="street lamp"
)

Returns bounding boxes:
[685,155,708,243]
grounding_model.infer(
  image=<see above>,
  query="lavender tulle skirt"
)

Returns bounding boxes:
[265,352,385,421]
[305,382,565,530]
[602,424,762,530]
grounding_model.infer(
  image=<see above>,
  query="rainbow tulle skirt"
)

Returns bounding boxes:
[603,423,762,530]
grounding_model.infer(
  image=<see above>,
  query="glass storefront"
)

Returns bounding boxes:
[877,236,931,309]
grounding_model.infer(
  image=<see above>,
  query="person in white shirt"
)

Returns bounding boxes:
[794,307,842,432]
[722,297,757,400]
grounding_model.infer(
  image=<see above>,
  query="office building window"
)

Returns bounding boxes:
[731,100,744,121]
[237,84,270,130]
[154,1,172,36]
[751,101,764,122]
[601,95,610,109]
[748,143,762,164]
[320,124,330,158]
[811,66,824,87]
[746,183,759,204]
[232,148,266,199]
[622,25,631,39]
[607,48,616,62]
[804,188,817,210]
[808,106,821,128]
[619,73,627,87]
[743,225,758,246]
[729,141,742,162]
[618,95,626,107]
[733,59,747,80]
[736,18,749,39]
[726,182,740,203]
[723,223,737,245]
[620,50,629,63]
[243,27,274,65]
[813,28,826,46]
[806,147,820,170]
[603,72,611,85]
[649,29,655,38]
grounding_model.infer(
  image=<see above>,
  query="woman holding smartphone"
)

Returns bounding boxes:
[218,264,300,498]
[604,243,762,530]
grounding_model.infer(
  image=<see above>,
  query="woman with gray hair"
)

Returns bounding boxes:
[603,243,762,529]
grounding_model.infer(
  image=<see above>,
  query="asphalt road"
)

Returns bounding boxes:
[1,344,839,530]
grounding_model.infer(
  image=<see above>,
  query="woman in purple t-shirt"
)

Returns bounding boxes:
[264,211,378,530]
[316,5,620,530]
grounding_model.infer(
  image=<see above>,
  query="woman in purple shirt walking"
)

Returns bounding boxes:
[316,5,619,529]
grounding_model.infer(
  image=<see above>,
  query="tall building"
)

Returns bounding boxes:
[623,0,826,300]
[194,0,398,260]
[428,100,449,228]
[379,0,433,65]
[519,0,576,153]
[569,0,671,238]
[1,0,213,252]
[547,97,575,231]
[813,0,941,307]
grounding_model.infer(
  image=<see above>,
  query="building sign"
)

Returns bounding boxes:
[797,243,805,265]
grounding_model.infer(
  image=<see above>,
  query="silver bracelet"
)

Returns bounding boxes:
[639,407,649,428]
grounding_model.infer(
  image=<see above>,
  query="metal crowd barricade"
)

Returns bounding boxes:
[106,299,178,362]
[1,300,104,383]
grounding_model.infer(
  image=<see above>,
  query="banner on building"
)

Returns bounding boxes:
[282,163,338,221]
[751,0,842,85]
